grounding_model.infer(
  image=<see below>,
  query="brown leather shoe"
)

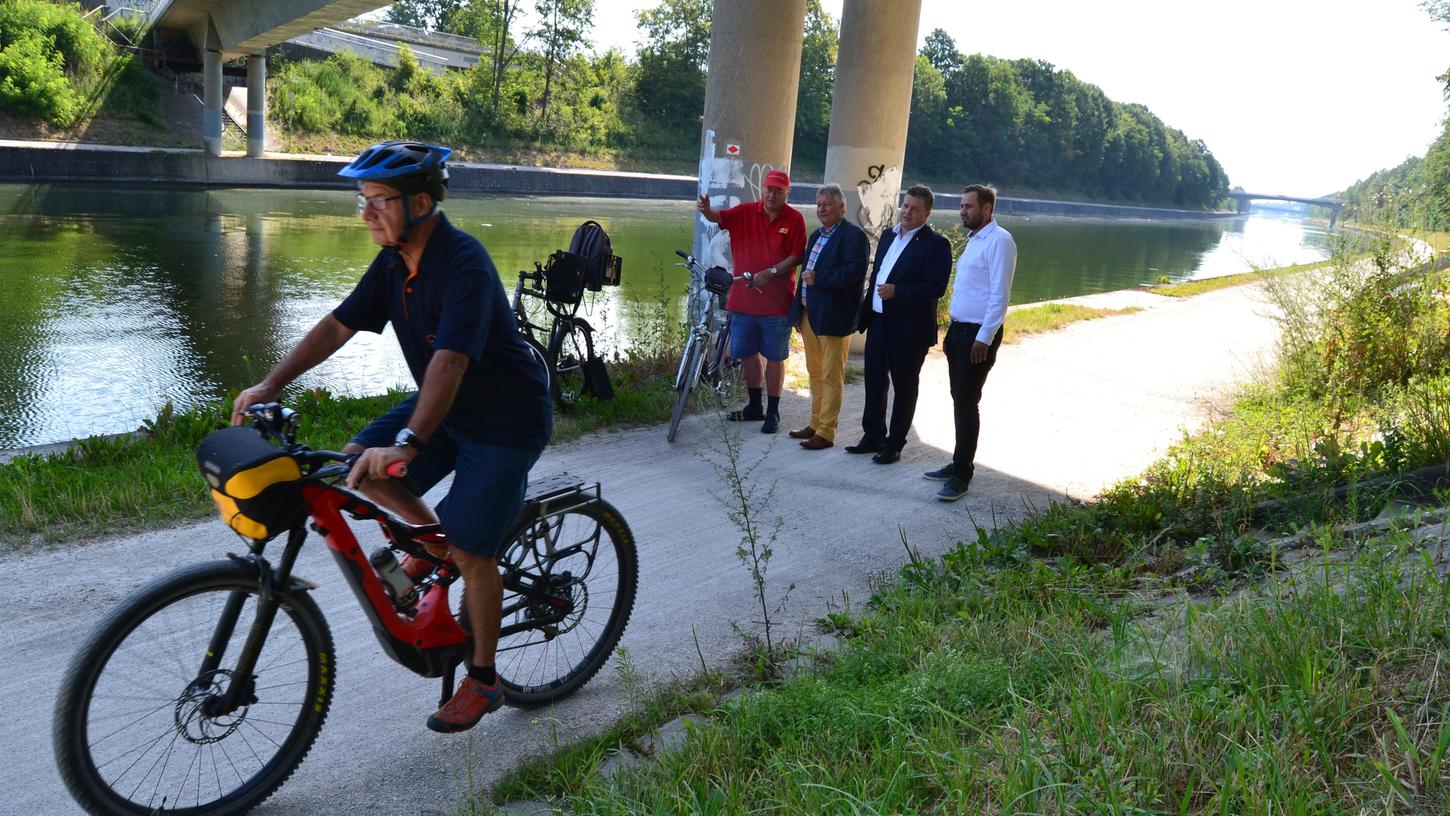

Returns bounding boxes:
[788,426,816,440]
[799,434,833,450]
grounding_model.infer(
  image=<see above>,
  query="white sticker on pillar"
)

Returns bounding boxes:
[856,164,903,240]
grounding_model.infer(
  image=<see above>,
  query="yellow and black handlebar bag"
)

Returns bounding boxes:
[196,426,305,541]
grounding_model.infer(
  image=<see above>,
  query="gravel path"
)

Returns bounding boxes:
[2,283,1281,816]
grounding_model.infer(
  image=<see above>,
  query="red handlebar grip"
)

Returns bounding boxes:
[386,461,408,478]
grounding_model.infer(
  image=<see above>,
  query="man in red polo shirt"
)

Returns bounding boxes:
[696,169,806,434]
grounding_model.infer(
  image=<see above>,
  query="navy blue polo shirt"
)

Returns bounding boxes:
[332,213,552,449]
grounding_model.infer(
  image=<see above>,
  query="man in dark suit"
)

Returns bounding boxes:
[846,184,952,464]
[787,183,870,450]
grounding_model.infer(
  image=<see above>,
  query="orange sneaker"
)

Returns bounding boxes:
[427,676,505,733]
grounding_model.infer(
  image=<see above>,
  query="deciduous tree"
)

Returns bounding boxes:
[534,0,592,127]
[632,0,711,129]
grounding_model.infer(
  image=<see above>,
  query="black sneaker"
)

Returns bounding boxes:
[936,476,969,502]
[922,464,955,481]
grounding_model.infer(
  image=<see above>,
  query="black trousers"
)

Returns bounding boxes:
[861,314,929,451]
[944,321,1002,481]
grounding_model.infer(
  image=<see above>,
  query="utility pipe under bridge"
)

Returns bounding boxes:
[1227,188,1345,228]
[145,0,393,156]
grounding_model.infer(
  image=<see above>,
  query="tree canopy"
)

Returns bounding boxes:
[1337,2,1450,231]
[903,31,1229,207]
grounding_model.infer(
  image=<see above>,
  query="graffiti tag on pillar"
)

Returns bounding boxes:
[855,164,902,240]
[745,163,780,202]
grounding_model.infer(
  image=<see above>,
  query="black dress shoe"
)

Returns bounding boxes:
[844,440,882,454]
[871,450,901,464]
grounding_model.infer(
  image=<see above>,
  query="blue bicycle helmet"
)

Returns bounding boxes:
[339,140,451,201]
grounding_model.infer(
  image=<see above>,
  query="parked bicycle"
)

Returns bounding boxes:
[53,403,637,816]
[667,250,746,442]
[512,257,596,407]
[511,220,622,409]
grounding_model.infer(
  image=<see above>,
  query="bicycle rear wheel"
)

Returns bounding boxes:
[547,317,595,408]
[53,560,334,816]
[667,333,705,443]
[494,500,637,707]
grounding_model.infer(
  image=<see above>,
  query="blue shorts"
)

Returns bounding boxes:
[352,395,542,558]
[728,313,791,361]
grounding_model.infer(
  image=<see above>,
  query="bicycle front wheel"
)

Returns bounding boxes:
[53,560,334,816]
[495,500,638,707]
[547,317,595,408]
[667,334,705,443]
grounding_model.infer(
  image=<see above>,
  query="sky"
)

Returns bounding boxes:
[588,0,1450,198]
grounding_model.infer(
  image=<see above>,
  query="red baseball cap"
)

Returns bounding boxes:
[763,169,790,189]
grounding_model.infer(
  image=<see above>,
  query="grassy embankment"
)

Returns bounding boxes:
[475,234,1450,813]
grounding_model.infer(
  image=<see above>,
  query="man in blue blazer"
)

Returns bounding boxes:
[846,184,952,464]
[787,183,870,450]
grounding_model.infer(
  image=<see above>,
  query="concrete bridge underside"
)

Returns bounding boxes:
[150,0,390,156]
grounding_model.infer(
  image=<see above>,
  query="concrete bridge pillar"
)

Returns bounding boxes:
[246,53,266,158]
[692,0,807,266]
[824,0,923,244]
[203,46,223,156]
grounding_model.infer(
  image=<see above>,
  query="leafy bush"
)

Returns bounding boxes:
[1267,234,1450,407]
[0,0,157,128]
[0,30,79,125]
[0,0,108,76]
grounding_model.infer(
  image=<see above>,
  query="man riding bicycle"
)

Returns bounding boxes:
[231,140,553,733]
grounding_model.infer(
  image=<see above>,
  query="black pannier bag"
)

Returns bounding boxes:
[196,426,305,541]
[568,220,621,291]
[704,265,734,296]
[543,250,588,304]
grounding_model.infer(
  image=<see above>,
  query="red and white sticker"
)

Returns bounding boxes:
[725,144,740,156]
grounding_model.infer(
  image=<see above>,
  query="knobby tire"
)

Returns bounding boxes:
[489,500,637,708]
[53,560,334,816]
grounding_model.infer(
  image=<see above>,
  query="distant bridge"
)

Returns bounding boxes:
[142,0,392,156]
[1227,188,1344,228]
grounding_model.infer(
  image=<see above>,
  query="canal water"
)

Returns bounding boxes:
[0,185,1339,448]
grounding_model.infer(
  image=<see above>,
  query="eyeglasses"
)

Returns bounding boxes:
[356,193,402,213]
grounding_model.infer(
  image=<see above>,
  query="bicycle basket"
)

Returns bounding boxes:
[704,265,734,297]
[543,250,588,304]
[196,426,305,541]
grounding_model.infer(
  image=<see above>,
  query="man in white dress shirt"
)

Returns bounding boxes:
[925,184,1017,501]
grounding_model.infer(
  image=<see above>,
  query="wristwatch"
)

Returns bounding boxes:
[393,427,426,452]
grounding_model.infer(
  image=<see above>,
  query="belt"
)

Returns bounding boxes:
[948,320,982,330]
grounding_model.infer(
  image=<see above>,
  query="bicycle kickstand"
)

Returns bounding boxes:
[439,658,461,707]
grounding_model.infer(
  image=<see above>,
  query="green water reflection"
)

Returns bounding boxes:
[0,185,1334,447]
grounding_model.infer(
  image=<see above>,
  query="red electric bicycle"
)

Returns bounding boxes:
[52,403,637,816]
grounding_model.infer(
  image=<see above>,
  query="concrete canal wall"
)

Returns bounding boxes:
[0,138,1236,220]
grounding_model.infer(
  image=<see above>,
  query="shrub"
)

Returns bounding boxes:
[0,30,80,125]
[0,0,107,76]
[1267,234,1450,408]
